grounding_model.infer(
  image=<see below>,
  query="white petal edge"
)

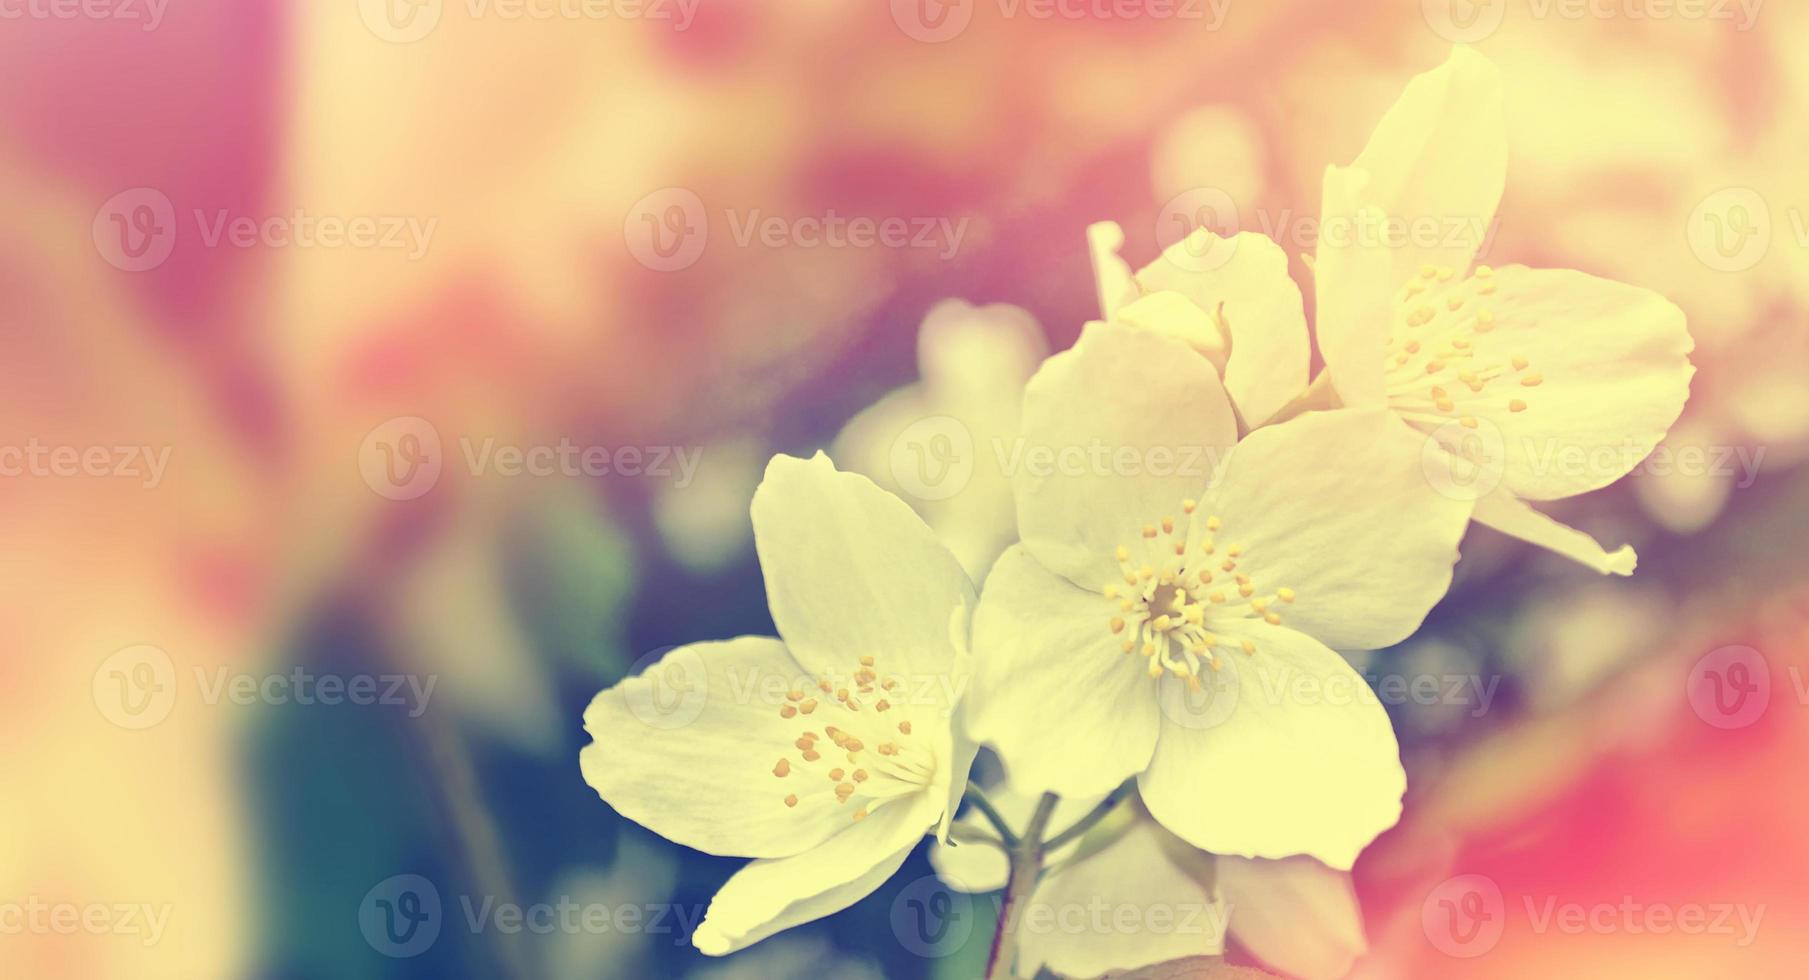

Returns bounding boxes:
[692,790,938,956]
[1472,489,1637,576]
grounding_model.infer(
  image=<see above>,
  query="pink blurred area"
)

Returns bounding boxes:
[2,1,1804,977]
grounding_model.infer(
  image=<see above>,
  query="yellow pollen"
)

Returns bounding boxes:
[1264,612,1282,625]
[780,705,797,719]
[1110,617,1126,634]
[1512,356,1529,370]
[876,699,890,712]
[1241,639,1256,655]
[852,808,868,822]
[1509,399,1527,412]
[859,655,875,667]
[1520,373,1543,387]
[1206,516,1222,532]
[898,721,911,734]
[829,767,844,780]
[1238,583,1255,598]
[773,759,790,777]
[1142,524,1158,538]
[1142,642,1157,657]
[1278,587,1296,602]
[1461,417,1479,429]
[801,699,818,714]
[1209,591,1225,603]
[1153,615,1172,631]
[802,749,821,762]
[784,794,798,807]
[1475,264,1494,277]
[1408,307,1435,327]
[786,690,803,702]
[1115,545,1130,562]
[853,769,868,782]
[1182,498,1197,513]
[1161,517,1175,534]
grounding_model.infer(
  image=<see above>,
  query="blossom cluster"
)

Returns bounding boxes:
[581,46,1691,979]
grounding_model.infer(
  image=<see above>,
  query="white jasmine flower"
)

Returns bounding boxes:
[581,453,977,955]
[963,322,1471,870]
[1315,46,1694,574]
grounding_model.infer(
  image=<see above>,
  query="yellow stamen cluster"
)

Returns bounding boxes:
[1386,265,1537,427]
[1102,501,1299,692]
[770,654,933,820]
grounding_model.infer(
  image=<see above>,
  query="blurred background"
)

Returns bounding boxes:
[3,1,1806,977]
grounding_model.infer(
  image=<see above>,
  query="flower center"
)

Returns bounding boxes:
[1101,498,1298,691]
[1382,264,1540,429]
[769,655,935,822]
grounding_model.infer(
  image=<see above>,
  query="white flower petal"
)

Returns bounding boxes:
[1220,856,1366,980]
[1014,322,1237,588]
[1131,229,1311,427]
[1019,819,1226,979]
[917,299,1048,400]
[1318,46,1506,409]
[1472,490,1637,576]
[1447,266,1693,501]
[1346,45,1505,285]
[965,546,1162,799]
[1139,622,1406,871]
[580,637,851,859]
[751,452,975,691]
[1201,409,1470,650]
[1088,221,1137,320]
[1314,166,1395,410]
[691,791,937,956]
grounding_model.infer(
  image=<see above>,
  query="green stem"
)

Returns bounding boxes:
[985,793,1058,980]
[965,781,1020,849]
[1042,779,1133,853]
